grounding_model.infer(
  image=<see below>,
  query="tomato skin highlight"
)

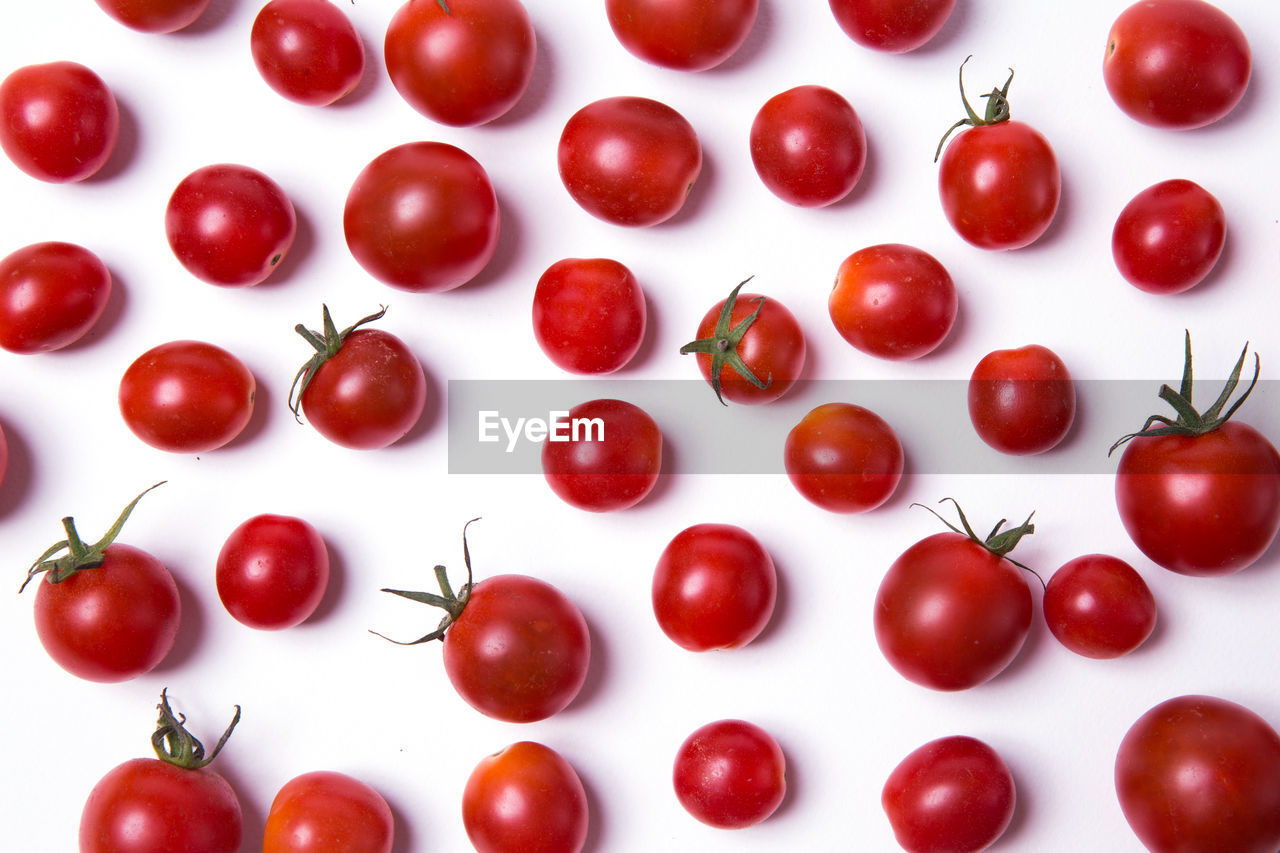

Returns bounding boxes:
[828,0,956,53]
[251,0,365,107]
[462,741,589,853]
[606,0,758,71]
[784,402,903,513]
[1112,179,1225,295]
[967,344,1075,455]
[532,258,646,375]
[672,719,786,829]
[0,241,112,354]
[216,514,330,630]
[92,0,211,32]
[1043,554,1156,659]
[829,244,956,361]
[263,771,394,853]
[541,398,663,512]
[0,61,118,183]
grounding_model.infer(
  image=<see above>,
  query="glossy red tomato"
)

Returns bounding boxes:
[750,84,865,207]
[1112,179,1225,294]
[542,398,662,512]
[216,514,329,630]
[784,402,903,513]
[463,741,589,853]
[882,735,1015,853]
[92,0,211,32]
[829,0,956,53]
[532,258,647,374]
[1044,554,1156,659]
[264,771,394,853]
[0,241,112,353]
[605,0,758,71]
[558,96,702,227]
[1116,695,1280,853]
[119,340,256,453]
[251,0,365,106]
[673,719,786,829]
[0,61,118,183]
[652,523,776,651]
[344,141,500,292]
[829,244,956,360]
[385,0,535,126]
[1103,0,1250,130]
[968,344,1075,455]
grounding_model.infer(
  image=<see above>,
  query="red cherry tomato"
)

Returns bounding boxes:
[784,402,903,513]
[1103,0,1250,130]
[0,242,112,354]
[264,771,394,853]
[344,141,500,292]
[749,84,865,207]
[882,735,1016,853]
[251,0,365,106]
[462,741,589,853]
[673,719,786,829]
[1116,695,1280,853]
[605,0,758,71]
[828,0,956,53]
[542,398,663,512]
[1112,179,1225,294]
[384,0,536,127]
[0,61,118,183]
[216,514,329,631]
[558,96,702,227]
[967,344,1075,455]
[829,244,956,360]
[1043,554,1156,659]
[652,523,776,651]
[532,258,647,374]
[92,0,211,32]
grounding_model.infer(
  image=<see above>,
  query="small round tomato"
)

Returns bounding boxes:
[1112,179,1225,295]
[829,244,956,360]
[542,398,662,512]
[0,241,112,354]
[784,402,903,513]
[532,258,646,374]
[344,141,500,293]
[92,0,211,32]
[463,741,589,853]
[1103,0,1250,130]
[385,0,536,126]
[652,523,776,652]
[251,0,365,106]
[558,96,702,227]
[750,84,865,207]
[264,771,394,853]
[1116,695,1280,853]
[673,719,786,829]
[216,514,329,631]
[968,344,1075,455]
[882,735,1015,853]
[828,0,956,53]
[0,61,118,183]
[1044,554,1156,659]
[605,0,758,71]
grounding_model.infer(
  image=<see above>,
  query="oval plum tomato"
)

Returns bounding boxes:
[968,344,1075,455]
[385,0,536,127]
[542,398,662,512]
[264,771,394,853]
[874,500,1035,691]
[558,96,702,227]
[1116,694,1280,853]
[882,735,1015,853]
[532,258,646,374]
[829,244,956,360]
[605,0,758,71]
[750,84,866,207]
[673,719,786,829]
[0,61,118,183]
[251,0,365,106]
[463,741,589,853]
[344,141,500,292]
[1112,335,1280,576]
[652,523,776,651]
[828,0,956,53]
[0,241,112,354]
[216,514,329,630]
[119,340,256,453]
[1044,554,1156,659]
[290,306,427,450]
[936,61,1059,250]
[92,0,211,32]
[80,691,242,853]
[1112,179,1225,295]
[1104,0,1250,130]
[784,402,903,513]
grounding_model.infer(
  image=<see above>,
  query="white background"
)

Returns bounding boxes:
[3,0,1280,851]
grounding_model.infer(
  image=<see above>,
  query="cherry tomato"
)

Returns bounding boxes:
[1044,554,1156,659]
[558,96,702,227]
[532,258,646,375]
[251,0,365,106]
[462,741,589,853]
[829,244,956,360]
[216,514,329,631]
[652,523,776,651]
[385,0,536,127]
[1103,0,1250,130]
[0,61,118,183]
[92,0,211,32]
[1112,179,1225,294]
[1116,694,1280,853]
[0,241,112,354]
[828,0,956,53]
[673,719,786,829]
[264,771,394,853]
[605,0,758,71]
[749,84,865,207]
[119,340,256,454]
[882,735,1015,853]
[344,141,500,292]
[967,344,1075,455]
[784,402,903,513]
[542,398,662,512]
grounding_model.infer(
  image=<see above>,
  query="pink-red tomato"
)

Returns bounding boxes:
[264,771,394,853]
[750,84,866,207]
[251,0,365,106]
[828,0,956,53]
[463,741,589,853]
[605,0,758,71]
[686,285,806,405]
[558,96,702,227]
[0,241,112,353]
[1112,179,1225,294]
[784,402,903,513]
[967,344,1075,455]
[92,0,211,32]
[1103,0,1251,130]
[1044,554,1156,659]
[829,244,956,360]
[532,258,646,374]
[541,398,663,512]
[0,61,118,183]
[216,514,329,630]
[673,719,786,829]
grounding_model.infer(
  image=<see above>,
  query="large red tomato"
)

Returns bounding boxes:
[541,398,663,512]
[0,241,112,354]
[1112,179,1225,295]
[462,741,589,853]
[829,244,956,360]
[784,402,903,513]
[605,0,758,71]
[264,771,394,853]
[672,719,786,829]
[0,61,118,183]
[967,344,1076,455]
[92,0,211,32]
[828,0,956,53]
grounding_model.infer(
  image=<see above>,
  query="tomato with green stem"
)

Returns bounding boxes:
[463,741,589,853]
[0,61,118,183]
[264,771,394,853]
[0,241,112,354]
